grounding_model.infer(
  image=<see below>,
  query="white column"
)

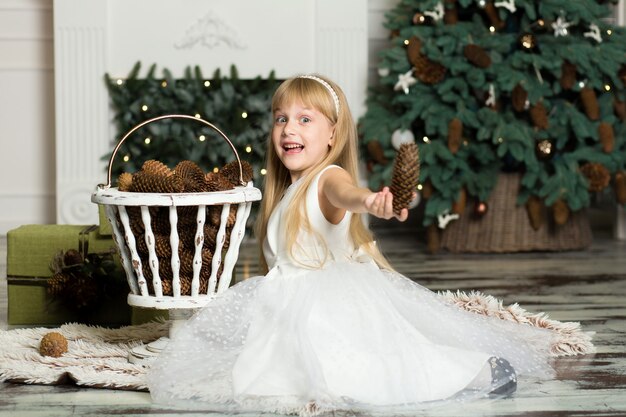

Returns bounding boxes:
[54,0,110,225]
[616,0,626,240]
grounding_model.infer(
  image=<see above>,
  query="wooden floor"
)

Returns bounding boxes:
[1,224,625,416]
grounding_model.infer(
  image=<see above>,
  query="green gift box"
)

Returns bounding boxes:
[6,224,131,326]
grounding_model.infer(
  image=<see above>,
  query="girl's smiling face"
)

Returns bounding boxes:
[272,101,335,183]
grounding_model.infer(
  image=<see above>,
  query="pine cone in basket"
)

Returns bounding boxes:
[205,172,235,192]
[208,205,238,227]
[174,160,207,192]
[130,171,183,193]
[142,160,172,177]
[390,143,420,214]
[117,172,133,191]
[220,160,254,186]
[204,224,231,253]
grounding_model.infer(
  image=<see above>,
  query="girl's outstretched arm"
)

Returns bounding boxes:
[319,167,409,222]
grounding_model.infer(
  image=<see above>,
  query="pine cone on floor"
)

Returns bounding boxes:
[390,143,420,215]
[220,160,254,186]
[39,332,68,357]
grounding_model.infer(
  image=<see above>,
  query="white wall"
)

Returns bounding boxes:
[0,0,624,234]
[0,0,55,234]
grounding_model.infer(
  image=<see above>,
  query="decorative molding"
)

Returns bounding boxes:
[0,0,52,11]
[174,11,247,50]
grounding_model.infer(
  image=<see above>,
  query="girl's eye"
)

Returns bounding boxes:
[275,116,287,123]
[300,116,311,123]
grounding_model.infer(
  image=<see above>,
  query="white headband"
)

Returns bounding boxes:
[298,75,340,117]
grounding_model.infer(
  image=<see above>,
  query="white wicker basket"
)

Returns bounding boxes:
[92,114,262,312]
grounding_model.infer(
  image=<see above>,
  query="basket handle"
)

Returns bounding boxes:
[99,114,246,189]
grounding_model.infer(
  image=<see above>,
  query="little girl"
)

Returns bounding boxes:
[147,75,557,415]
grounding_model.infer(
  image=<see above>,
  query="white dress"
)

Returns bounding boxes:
[146,165,556,415]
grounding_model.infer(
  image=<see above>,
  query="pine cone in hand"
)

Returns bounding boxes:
[390,143,420,214]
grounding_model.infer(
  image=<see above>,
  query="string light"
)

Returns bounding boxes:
[497,137,504,143]
[245,145,252,153]
[144,137,151,144]
[241,111,248,119]
[537,19,545,27]
[422,136,430,143]
[604,84,611,91]
[194,113,201,118]
[404,39,410,45]
[123,154,130,162]
[161,80,167,88]
[213,167,219,173]
[116,79,123,85]
[204,81,211,87]
[198,135,206,142]
[489,26,496,33]
[260,168,267,175]
[607,29,612,35]
[141,105,149,111]
[417,184,423,190]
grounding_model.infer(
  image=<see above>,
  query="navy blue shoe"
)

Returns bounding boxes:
[488,356,517,396]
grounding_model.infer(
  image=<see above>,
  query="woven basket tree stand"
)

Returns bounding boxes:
[92,114,262,363]
[439,173,592,253]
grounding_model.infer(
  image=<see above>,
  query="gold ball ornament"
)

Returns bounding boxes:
[40,332,68,357]
[519,33,537,51]
[536,139,553,160]
[474,201,488,217]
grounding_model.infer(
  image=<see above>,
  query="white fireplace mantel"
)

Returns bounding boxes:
[53,0,367,225]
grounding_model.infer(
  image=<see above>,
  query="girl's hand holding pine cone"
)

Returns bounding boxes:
[365,142,419,222]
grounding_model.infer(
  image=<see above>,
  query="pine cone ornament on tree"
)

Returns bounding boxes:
[526,195,545,231]
[443,0,458,24]
[366,140,389,164]
[205,172,235,192]
[447,118,463,154]
[619,64,626,87]
[421,181,434,199]
[614,171,626,205]
[483,1,504,30]
[580,162,610,192]
[451,187,467,214]
[464,44,491,68]
[117,172,133,191]
[552,199,570,225]
[427,224,440,254]
[598,122,614,153]
[530,101,549,130]
[560,61,577,90]
[511,84,528,112]
[407,37,447,84]
[220,160,254,186]
[389,143,420,214]
[614,99,626,121]
[580,87,600,120]
[39,332,68,357]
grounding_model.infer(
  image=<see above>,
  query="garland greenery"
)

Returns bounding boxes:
[104,62,280,186]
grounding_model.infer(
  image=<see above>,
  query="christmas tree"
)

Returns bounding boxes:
[360,0,626,230]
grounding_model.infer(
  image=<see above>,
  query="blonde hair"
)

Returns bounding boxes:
[255,75,392,273]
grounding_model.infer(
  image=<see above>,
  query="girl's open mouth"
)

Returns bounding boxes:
[283,143,304,154]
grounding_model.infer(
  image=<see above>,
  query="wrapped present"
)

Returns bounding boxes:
[98,204,112,236]
[6,224,131,326]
